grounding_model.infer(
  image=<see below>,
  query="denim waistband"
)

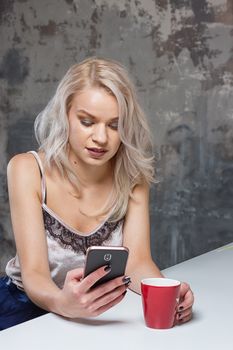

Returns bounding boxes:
[2,276,24,292]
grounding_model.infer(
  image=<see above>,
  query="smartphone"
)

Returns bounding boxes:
[83,246,129,288]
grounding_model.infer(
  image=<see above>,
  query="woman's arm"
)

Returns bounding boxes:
[7,153,60,310]
[123,183,163,295]
[7,153,129,318]
[123,183,194,324]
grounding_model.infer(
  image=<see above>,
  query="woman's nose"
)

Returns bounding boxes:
[92,124,107,144]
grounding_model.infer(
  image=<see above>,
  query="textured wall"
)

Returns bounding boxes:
[0,0,233,272]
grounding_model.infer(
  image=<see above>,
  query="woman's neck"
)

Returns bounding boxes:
[69,155,114,187]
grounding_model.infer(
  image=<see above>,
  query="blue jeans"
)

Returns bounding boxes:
[0,276,48,330]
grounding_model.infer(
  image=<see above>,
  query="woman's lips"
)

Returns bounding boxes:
[86,147,107,158]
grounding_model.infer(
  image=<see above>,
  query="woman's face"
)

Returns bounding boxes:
[67,87,121,168]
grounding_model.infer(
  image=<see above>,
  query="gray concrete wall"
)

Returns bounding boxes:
[0,0,233,272]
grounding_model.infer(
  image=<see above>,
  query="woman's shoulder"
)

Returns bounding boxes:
[127,182,150,209]
[131,182,150,198]
[7,152,38,172]
[7,152,45,201]
[7,152,42,188]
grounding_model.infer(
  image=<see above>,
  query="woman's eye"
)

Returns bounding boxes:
[80,119,93,127]
[109,122,118,130]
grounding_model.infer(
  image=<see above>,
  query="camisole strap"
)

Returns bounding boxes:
[28,151,47,204]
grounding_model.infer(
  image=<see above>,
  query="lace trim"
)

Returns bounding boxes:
[42,208,123,254]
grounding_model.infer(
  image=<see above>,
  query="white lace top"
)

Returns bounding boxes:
[5,151,124,289]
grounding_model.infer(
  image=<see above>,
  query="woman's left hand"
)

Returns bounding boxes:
[175,282,194,325]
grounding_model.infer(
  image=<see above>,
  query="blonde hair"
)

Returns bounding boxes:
[34,57,155,221]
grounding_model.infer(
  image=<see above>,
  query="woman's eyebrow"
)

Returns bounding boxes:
[77,109,119,121]
[76,109,96,119]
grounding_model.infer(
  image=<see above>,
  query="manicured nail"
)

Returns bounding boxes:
[122,276,131,284]
[179,306,184,311]
[104,265,111,272]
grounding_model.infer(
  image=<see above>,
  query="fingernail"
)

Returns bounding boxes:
[178,306,184,311]
[104,265,111,272]
[122,276,131,284]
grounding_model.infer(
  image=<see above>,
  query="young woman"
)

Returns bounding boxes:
[0,57,194,330]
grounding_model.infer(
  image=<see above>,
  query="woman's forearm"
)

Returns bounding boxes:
[22,271,65,315]
[128,261,164,294]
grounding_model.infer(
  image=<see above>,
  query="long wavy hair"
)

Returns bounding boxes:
[34,57,155,222]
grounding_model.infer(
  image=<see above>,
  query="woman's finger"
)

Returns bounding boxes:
[78,265,111,292]
[178,284,194,311]
[91,290,127,317]
[176,306,192,322]
[89,274,130,298]
[64,268,84,284]
[176,312,192,325]
[90,283,127,311]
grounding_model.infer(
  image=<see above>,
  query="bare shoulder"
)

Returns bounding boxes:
[8,152,38,175]
[8,152,37,165]
[130,182,150,203]
[123,182,150,245]
[125,183,150,215]
[7,152,41,190]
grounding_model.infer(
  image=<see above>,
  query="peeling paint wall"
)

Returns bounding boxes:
[0,0,233,271]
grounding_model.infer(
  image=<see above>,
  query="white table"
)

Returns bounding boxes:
[1,243,233,350]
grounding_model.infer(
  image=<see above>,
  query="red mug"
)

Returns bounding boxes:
[141,278,181,329]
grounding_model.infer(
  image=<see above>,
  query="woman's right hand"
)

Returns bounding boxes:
[57,266,130,318]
